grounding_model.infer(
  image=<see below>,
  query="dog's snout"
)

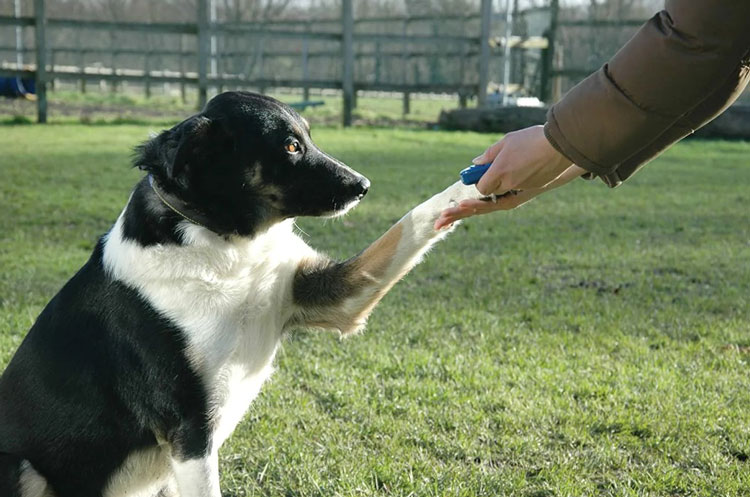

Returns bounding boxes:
[342,173,369,201]
[356,177,371,199]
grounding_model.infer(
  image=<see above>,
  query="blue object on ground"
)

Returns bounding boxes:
[0,77,36,98]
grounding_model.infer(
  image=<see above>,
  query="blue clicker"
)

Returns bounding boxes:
[459,163,492,185]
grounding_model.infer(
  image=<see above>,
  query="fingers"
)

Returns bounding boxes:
[472,138,505,165]
[473,126,575,195]
[433,200,497,230]
[476,154,507,196]
[477,148,563,195]
[450,126,578,229]
[433,192,535,230]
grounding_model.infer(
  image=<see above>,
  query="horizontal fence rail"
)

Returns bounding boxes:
[0,16,197,34]
[0,0,559,124]
[1,9,498,123]
[557,18,647,27]
[0,46,497,58]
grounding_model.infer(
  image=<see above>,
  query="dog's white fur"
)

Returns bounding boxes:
[19,181,481,497]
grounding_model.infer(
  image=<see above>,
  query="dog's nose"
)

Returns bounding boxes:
[347,176,369,200]
[357,177,371,198]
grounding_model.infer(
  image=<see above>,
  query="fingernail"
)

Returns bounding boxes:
[472,155,483,164]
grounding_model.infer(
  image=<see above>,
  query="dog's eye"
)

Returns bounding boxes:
[285,140,301,154]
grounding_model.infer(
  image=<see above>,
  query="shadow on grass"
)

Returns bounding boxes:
[0,115,34,125]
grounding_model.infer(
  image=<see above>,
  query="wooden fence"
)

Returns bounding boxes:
[0,0,546,126]
[0,0,558,125]
[8,1,703,127]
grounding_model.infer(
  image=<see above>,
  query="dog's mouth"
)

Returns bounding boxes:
[324,196,363,219]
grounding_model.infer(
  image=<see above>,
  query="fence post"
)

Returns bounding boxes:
[144,51,151,98]
[342,0,354,127]
[540,0,559,102]
[197,0,209,110]
[429,20,439,85]
[257,40,265,94]
[111,50,119,94]
[302,21,310,101]
[110,32,118,94]
[374,41,381,84]
[477,0,492,107]
[179,35,187,103]
[49,49,55,91]
[78,43,86,93]
[501,0,513,106]
[209,0,218,95]
[458,16,467,92]
[401,19,409,116]
[14,0,24,68]
[553,46,563,102]
[513,0,526,91]
[459,92,468,108]
[34,0,47,123]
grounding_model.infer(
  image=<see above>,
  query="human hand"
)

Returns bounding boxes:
[432,125,583,230]
[473,125,573,195]
[434,163,586,230]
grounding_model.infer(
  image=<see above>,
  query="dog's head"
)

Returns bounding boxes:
[135,91,370,236]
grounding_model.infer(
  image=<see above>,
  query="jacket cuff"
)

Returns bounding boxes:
[546,66,677,176]
[543,117,623,188]
[543,112,613,177]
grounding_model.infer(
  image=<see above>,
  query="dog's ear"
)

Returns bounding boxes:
[134,115,232,186]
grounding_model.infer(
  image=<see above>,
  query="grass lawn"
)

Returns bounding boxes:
[0,89,459,127]
[1,123,749,496]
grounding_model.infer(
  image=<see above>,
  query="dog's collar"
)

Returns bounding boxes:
[148,175,220,234]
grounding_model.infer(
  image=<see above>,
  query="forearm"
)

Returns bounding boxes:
[545,165,587,190]
[546,1,750,184]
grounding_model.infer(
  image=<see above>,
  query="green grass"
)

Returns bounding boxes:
[1,124,750,496]
[0,89,459,126]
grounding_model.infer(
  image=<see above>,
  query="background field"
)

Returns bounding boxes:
[1,123,749,496]
[0,90,457,127]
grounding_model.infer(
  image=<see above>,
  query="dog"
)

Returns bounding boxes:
[0,91,482,497]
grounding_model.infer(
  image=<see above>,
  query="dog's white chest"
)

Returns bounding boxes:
[209,359,276,447]
[104,216,317,451]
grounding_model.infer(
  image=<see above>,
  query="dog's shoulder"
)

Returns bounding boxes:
[102,208,327,449]
[103,212,317,316]
[103,209,321,369]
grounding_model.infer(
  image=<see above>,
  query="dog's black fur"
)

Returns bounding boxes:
[0,242,208,496]
[0,91,369,497]
[127,91,368,244]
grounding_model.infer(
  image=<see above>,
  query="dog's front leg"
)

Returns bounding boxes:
[170,452,220,497]
[292,181,481,334]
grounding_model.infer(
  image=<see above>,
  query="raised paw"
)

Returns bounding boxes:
[417,181,484,231]
[439,181,484,205]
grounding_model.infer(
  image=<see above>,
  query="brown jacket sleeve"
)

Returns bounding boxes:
[544,1,750,187]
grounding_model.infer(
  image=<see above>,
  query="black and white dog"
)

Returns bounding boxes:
[0,91,481,497]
